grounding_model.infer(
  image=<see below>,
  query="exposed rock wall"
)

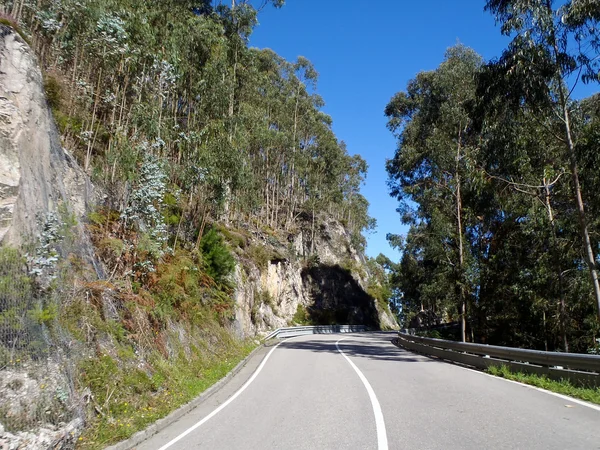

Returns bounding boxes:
[0,25,93,448]
[0,25,91,246]
[232,217,399,337]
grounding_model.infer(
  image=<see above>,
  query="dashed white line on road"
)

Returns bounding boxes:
[336,337,389,450]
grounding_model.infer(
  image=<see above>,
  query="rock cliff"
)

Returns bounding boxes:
[0,25,91,247]
[0,24,93,449]
[232,216,398,337]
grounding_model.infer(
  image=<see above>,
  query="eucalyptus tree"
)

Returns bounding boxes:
[13,0,376,261]
[285,57,319,229]
[473,84,584,350]
[386,45,483,341]
[484,0,600,322]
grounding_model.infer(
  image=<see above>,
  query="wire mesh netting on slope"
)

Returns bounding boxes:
[0,213,94,446]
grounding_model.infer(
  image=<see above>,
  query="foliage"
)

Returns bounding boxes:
[366,256,393,314]
[13,0,372,246]
[386,33,600,351]
[246,242,285,270]
[77,335,255,449]
[215,225,249,249]
[386,45,483,339]
[200,228,235,284]
[121,152,169,260]
[43,74,62,110]
[292,304,311,325]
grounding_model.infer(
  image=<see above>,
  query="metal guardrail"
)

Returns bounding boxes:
[263,325,367,341]
[396,332,600,387]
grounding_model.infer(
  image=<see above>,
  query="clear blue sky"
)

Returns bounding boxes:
[248,1,590,262]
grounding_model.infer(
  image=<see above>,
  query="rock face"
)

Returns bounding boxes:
[232,217,399,337]
[0,418,82,450]
[0,25,91,246]
[0,25,90,446]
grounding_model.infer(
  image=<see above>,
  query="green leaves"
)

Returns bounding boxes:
[200,228,235,284]
[385,3,600,350]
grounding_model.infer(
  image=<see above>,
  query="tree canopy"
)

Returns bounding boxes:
[386,1,600,352]
[5,0,373,254]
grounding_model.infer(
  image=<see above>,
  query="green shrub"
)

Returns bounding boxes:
[88,211,108,226]
[367,283,392,315]
[44,75,62,110]
[200,228,235,284]
[29,304,58,326]
[305,253,321,268]
[99,238,125,258]
[53,110,84,136]
[162,193,181,226]
[292,304,311,325]
[255,289,277,314]
[246,244,271,270]
[216,225,248,249]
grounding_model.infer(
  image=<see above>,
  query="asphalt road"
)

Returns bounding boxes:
[135,332,600,450]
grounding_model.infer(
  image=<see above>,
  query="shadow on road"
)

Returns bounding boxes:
[280,336,434,363]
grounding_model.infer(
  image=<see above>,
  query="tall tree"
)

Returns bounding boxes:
[386,45,483,341]
[484,0,600,322]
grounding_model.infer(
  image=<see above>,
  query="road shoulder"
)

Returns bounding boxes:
[106,342,274,450]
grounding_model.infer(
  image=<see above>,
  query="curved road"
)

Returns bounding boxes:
[136,333,600,450]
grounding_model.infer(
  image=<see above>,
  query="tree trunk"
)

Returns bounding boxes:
[85,68,103,173]
[556,90,600,323]
[456,128,466,343]
[288,86,300,229]
[310,204,316,255]
[544,179,568,352]
[548,18,600,325]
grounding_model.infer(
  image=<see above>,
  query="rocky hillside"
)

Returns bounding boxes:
[232,216,398,337]
[0,22,396,449]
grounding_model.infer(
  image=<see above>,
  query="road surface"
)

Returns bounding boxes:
[135,332,600,450]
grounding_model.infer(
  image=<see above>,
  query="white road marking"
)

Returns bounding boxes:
[157,341,285,450]
[394,341,600,413]
[471,368,600,412]
[336,337,389,450]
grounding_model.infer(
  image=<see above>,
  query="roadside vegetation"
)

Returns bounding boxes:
[487,365,600,406]
[78,336,255,448]
[385,1,600,353]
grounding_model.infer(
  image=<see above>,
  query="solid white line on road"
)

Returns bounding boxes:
[157,341,285,450]
[336,337,389,450]
[471,368,600,412]
[395,343,600,413]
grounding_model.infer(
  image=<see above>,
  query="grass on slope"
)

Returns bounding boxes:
[486,365,600,405]
[77,338,256,449]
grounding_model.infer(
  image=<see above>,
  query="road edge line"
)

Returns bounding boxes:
[392,339,600,413]
[156,340,285,450]
[472,368,600,412]
[336,337,389,450]
[105,342,270,450]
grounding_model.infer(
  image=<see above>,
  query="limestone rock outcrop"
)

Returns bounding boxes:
[0,25,91,246]
[232,217,399,337]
